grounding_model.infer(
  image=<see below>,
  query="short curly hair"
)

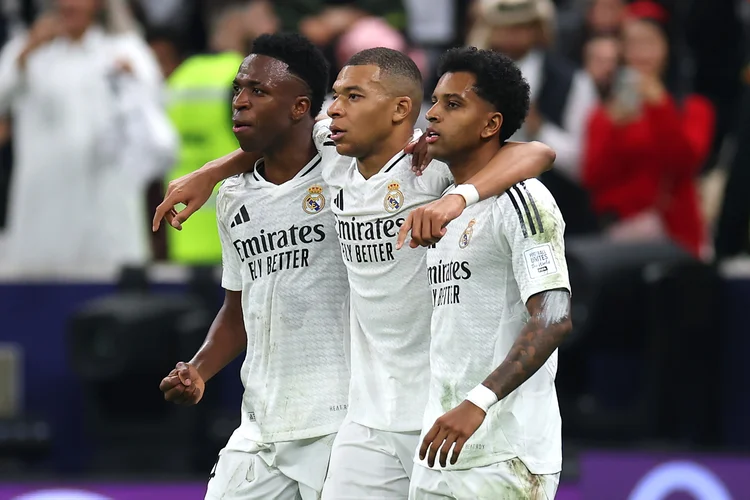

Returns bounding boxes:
[251,33,330,117]
[437,47,530,142]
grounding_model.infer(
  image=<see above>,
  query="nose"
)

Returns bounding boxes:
[233,88,250,110]
[425,102,440,123]
[327,95,343,118]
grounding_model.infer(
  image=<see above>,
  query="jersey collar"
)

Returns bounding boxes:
[252,154,322,184]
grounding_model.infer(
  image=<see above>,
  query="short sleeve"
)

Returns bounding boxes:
[417,160,455,196]
[494,180,571,304]
[216,187,243,292]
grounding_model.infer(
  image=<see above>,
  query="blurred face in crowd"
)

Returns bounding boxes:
[584,36,621,95]
[487,21,541,61]
[587,0,625,34]
[231,55,312,152]
[425,72,502,164]
[56,0,101,37]
[622,19,668,77]
[328,64,413,159]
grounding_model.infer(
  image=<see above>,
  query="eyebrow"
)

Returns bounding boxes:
[233,78,262,87]
[432,92,467,102]
[332,85,366,94]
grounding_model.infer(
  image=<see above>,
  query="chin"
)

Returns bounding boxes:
[334,142,357,157]
[426,143,450,163]
[237,137,262,153]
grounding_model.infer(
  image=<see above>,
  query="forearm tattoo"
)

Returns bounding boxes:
[483,290,572,400]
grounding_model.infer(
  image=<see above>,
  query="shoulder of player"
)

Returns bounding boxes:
[493,179,560,226]
[218,171,260,205]
[495,179,554,208]
[425,159,452,177]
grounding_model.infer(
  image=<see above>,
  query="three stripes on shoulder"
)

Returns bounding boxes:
[505,181,544,238]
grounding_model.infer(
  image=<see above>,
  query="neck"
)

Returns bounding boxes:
[356,125,414,179]
[447,140,502,185]
[66,25,91,42]
[262,120,317,184]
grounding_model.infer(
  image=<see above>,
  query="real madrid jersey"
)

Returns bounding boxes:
[216,154,350,444]
[417,179,570,474]
[313,119,455,432]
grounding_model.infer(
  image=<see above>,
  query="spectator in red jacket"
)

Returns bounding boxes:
[582,1,715,258]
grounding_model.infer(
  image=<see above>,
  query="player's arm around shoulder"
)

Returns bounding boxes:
[396,142,556,249]
[469,140,555,200]
[152,148,260,232]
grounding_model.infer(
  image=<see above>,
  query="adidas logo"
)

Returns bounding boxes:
[230,205,250,228]
[334,189,344,210]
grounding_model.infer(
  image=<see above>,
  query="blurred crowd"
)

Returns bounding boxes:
[0,0,749,277]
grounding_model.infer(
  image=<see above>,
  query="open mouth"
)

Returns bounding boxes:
[329,125,346,141]
[425,128,440,144]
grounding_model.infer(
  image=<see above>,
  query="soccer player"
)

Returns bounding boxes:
[406,47,572,499]
[155,47,556,499]
[158,34,351,500]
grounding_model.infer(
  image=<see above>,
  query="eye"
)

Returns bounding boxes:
[349,94,362,101]
[252,87,265,96]
[447,101,460,109]
[232,84,240,95]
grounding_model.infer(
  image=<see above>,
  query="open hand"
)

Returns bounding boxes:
[159,362,205,405]
[419,400,486,468]
[396,194,466,249]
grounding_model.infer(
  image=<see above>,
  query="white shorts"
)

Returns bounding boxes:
[205,433,336,500]
[322,417,421,499]
[409,457,560,500]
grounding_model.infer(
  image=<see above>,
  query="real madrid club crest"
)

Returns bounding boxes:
[459,219,476,248]
[384,181,404,213]
[303,184,325,214]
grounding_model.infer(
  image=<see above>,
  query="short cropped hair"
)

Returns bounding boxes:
[251,33,330,117]
[346,47,423,87]
[345,47,423,121]
[437,47,530,142]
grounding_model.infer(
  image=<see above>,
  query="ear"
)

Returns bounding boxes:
[392,96,413,124]
[481,112,504,140]
[291,96,312,121]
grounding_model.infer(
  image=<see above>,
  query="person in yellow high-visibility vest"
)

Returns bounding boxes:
[165,5,249,263]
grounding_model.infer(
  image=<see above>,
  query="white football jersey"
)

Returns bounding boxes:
[314,119,454,432]
[217,154,350,444]
[417,179,570,474]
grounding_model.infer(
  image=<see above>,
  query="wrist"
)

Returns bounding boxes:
[187,358,211,383]
[203,160,226,187]
[465,384,499,414]
[449,184,480,208]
